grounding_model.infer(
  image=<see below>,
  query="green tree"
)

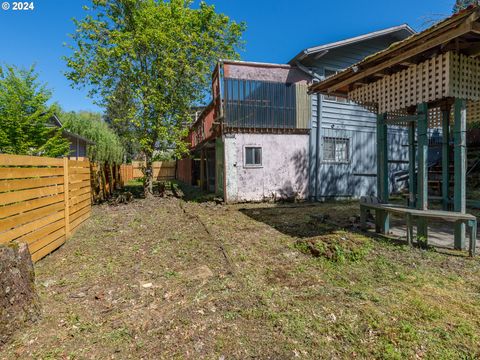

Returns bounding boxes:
[0,65,70,157]
[103,80,140,162]
[65,0,245,196]
[60,110,124,164]
[453,0,478,12]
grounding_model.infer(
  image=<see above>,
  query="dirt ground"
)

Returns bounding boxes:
[1,186,480,359]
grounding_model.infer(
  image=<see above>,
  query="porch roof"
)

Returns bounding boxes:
[309,6,480,97]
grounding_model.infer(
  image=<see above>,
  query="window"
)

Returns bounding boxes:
[323,137,349,163]
[224,78,297,129]
[245,146,262,167]
[324,68,347,103]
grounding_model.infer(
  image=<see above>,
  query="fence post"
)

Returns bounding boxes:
[64,157,70,238]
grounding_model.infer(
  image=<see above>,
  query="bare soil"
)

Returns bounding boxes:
[1,187,480,359]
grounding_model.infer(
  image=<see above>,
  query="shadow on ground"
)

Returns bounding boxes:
[239,202,358,239]
[175,181,218,203]
[239,202,436,251]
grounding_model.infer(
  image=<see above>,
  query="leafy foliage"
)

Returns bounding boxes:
[453,0,478,12]
[61,110,124,163]
[103,79,140,161]
[0,65,70,157]
[65,0,245,195]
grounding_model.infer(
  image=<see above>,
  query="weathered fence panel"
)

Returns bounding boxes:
[120,163,133,184]
[0,154,91,262]
[120,161,176,183]
[90,162,121,203]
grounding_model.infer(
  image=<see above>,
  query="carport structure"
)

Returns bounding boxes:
[310,6,480,254]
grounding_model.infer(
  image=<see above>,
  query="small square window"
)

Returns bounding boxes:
[245,146,262,167]
[323,137,349,163]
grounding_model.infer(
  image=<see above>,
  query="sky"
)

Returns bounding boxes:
[0,0,455,113]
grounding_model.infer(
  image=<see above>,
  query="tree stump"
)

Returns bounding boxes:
[0,242,40,345]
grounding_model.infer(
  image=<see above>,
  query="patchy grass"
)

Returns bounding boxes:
[1,187,480,359]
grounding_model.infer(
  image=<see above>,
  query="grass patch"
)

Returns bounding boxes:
[294,231,371,262]
[1,198,479,359]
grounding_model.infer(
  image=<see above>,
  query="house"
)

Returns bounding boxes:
[178,25,415,203]
[178,61,312,202]
[49,114,94,159]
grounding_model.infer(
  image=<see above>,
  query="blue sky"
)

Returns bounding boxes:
[0,0,454,113]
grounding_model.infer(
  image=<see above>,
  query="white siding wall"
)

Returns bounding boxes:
[224,133,309,203]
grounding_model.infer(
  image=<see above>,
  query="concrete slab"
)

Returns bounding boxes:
[387,217,479,251]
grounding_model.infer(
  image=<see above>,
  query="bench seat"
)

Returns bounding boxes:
[360,202,477,256]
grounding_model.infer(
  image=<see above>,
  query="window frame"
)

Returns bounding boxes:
[322,137,350,164]
[244,145,263,168]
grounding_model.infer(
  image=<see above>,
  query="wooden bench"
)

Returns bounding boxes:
[360,199,478,256]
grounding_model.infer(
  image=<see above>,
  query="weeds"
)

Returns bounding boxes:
[2,193,480,359]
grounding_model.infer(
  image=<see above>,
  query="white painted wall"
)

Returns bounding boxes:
[224,133,309,203]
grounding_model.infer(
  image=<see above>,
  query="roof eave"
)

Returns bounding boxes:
[289,24,416,64]
[62,130,96,145]
[220,59,294,69]
[310,7,480,95]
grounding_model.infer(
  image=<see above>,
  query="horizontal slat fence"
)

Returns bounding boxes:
[119,163,133,184]
[120,161,176,183]
[0,154,91,262]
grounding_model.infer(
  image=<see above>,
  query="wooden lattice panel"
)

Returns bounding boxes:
[428,107,442,128]
[349,52,480,114]
[383,107,444,128]
[467,100,480,123]
[450,53,480,100]
[385,109,410,127]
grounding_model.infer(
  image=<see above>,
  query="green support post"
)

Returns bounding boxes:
[408,122,416,209]
[454,98,467,250]
[417,103,429,244]
[442,109,450,211]
[376,113,389,234]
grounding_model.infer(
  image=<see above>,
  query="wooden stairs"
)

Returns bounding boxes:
[428,147,480,197]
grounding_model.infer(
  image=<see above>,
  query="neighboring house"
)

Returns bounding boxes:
[48,114,95,159]
[178,25,416,203]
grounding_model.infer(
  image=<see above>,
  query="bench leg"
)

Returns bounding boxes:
[417,218,428,248]
[375,210,390,235]
[406,213,413,247]
[469,220,477,257]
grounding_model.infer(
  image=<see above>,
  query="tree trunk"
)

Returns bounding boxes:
[143,154,154,198]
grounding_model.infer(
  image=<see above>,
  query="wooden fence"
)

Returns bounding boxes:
[120,161,176,183]
[0,154,91,262]
[91,162,121,203]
